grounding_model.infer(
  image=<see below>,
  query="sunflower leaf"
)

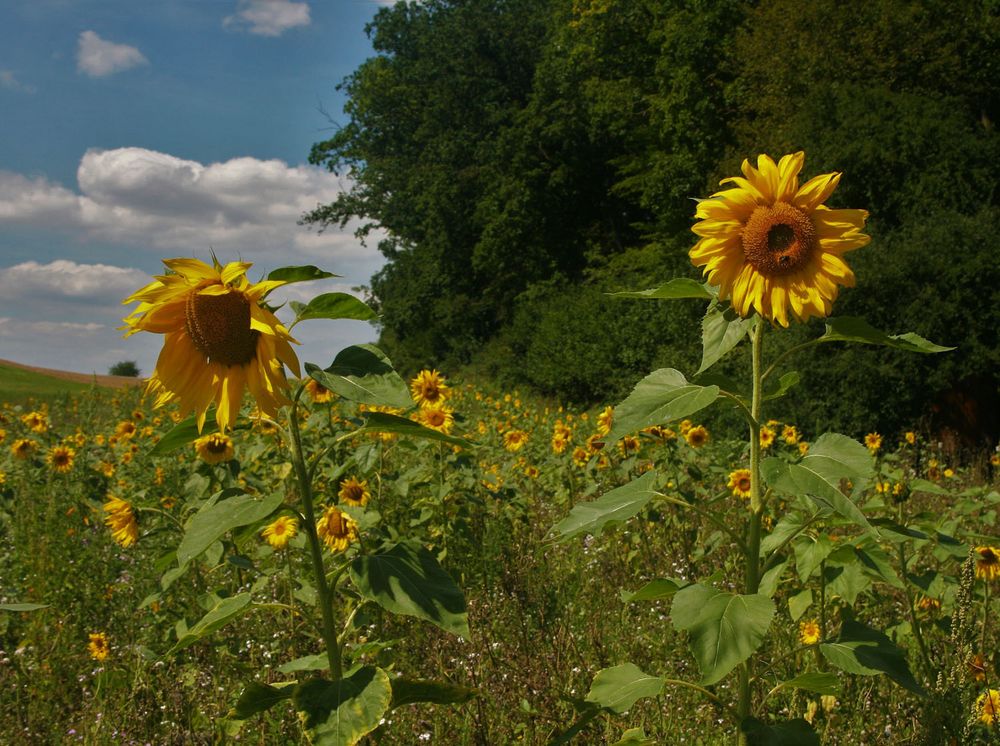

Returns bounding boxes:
[585,663,665,714]
[606,368,720,444]
[354,410,474,449]
[819,317,953,353]
[819,617,924,695]
[293,668,392,745]
[699,305,755,374]
[148,410,220,456]
[167,592,253,655]
[551,471,660,542]
[607,278,715,301]
[307,344,412,409]
[267,265,340,283]
[294,292,376,322]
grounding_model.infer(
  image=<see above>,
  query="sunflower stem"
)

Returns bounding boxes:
[738,319,765,742]
[288,386,343,681]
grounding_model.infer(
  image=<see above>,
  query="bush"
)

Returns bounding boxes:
[108,361,141,377]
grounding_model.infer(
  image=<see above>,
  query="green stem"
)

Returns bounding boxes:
[288,386,343,680]
[983,580,991,653]
[738,319,765,740]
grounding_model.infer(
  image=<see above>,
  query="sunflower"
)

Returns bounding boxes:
[195,432,234,464]
[261,515,298,549]
[46,445,75,474]
[316,505,359,553]
[905,431,917,445]
[571,446,590,468]
[503,430,529,452]
[304,378,334,404]
[978,690,1000,726]
[122,257,300,433]
[115,420,137,439]
[21,411,48,434]
[690,152,869,326]
[781,425,799,445]
[551,433,569,454]
[11,438,37,460]
[103,496,138,548]
[976,547,1000,581]
[410,369,448,408]
[865,432,882,454]
[619,435,640,456]
[685,425,709,448]
[416,403,454,434]
[87,632,110,661]
[759,426,776,449]
[798,619,821,646]
[338,476,370,507]
[596,406,613,436]
[727,468,753,499]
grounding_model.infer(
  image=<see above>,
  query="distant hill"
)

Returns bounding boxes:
[0,358,144,404]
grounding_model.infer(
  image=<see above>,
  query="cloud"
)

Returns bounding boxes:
[0,70,36,93]
[0,318,104,337]
[0,147,381,269]
[0,260,150,300]
[224,0,311,37]
[77,30,149,77]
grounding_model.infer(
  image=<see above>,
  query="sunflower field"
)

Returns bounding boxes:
[2,198,1000,745]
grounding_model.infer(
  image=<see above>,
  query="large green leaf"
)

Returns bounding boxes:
[606,369,720,444]
[230,681,294,719]
[819,317,953,353]
[671,584,775,685]
[389,678,476,709]
[610,727,657,746]
[294,667,392,746]
[819,618,924,694]
[620,578,687,603]
[551,471,660,542]
[350,542,469,637]
[699,305,754,374]
[168,593,252,654]
[148,410,219,456]
[178,490,284,566]
[307,345,412,409]
[585,663,665,714]
[293,293,376,323]
[355,411,474,449]
[742,718,819,746]
[764,433,873,532]
[607,278,714,301]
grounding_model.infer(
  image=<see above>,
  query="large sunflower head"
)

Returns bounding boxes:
[122,258,300,432]
[690,152,869,327]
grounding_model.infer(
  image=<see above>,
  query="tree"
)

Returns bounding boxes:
[108,360,141,377]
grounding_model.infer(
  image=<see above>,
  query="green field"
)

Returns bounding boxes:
[0,362,115,405]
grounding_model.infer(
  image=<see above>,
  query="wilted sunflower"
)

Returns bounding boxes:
[338,476,370,507]
[195,432,234,464]
[410,369,448,408]
[727,468,753,499]
[261,515,298,549]
[46,445,75,474]
[316,505,358,553]
[103,496,138,548]
[690,152,869,326]
[122,257,300,433]
[87,632,110,661]
[976,547,1000,581]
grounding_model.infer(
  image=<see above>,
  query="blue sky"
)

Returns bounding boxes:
[0,0,393,376]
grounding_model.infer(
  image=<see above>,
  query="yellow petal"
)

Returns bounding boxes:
[776,151,805,203]
[794,171,841,211]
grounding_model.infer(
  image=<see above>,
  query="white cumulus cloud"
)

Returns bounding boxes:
[77,30,149,77]
[224,0,311,37]
[0,70,36,93]
[0,260,150,300]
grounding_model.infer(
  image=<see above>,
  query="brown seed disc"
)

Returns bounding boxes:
[185,288,259,366]
[741,202,817,276]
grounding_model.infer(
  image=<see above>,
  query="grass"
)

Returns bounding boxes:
[0,362,111,405]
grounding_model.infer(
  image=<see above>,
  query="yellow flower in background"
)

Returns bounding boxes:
[195,432,234,464]
[976,547,1000,581]
[551,433,569,454]
[781,425,799,445]
[685,425,709,448]
[0,428,5,444]
[46,445,75,474]
[0,470,6,486]
[523,464,540,479]
[596,406,613,436]
[338,476,371,507]
[87,632,110,661]
[970,653,988,682]
[798,441,810,456]
[572,446,589,468]
[316,505,358,553]
[690,152,869,326]
[759,426,775,449]
[727,468,753,499]
[304,378,334,403]
[122,257,300,433]
[410,369,448,408]
[865,432,882,454]
[12,438,37,460]
[991,453,1000,467]
[261,515,299,549]
[503,429,529,452]
[978,689,1000,725]
[679,419,693,435]
[21,411,48,434]
[799,619,821,646]
[417,403,454,434]
[103,496,138,548]
[905,431,916,445]
[619,435,640,456]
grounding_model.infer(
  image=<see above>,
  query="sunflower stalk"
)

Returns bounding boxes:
[287,385,343,681]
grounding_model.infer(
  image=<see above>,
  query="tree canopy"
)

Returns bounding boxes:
[307,0,1000,442]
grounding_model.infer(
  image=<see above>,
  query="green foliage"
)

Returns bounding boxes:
[108,360,141,377]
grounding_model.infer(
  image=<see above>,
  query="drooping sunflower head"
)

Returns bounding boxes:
[976,547,1000,581]
[410,369,448,408]
[690,152,869,327]
[103,496,138,548]
[338,476,370,507]
[316,505,359,553]
[195,432,234,465]
[122,258,300,433]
